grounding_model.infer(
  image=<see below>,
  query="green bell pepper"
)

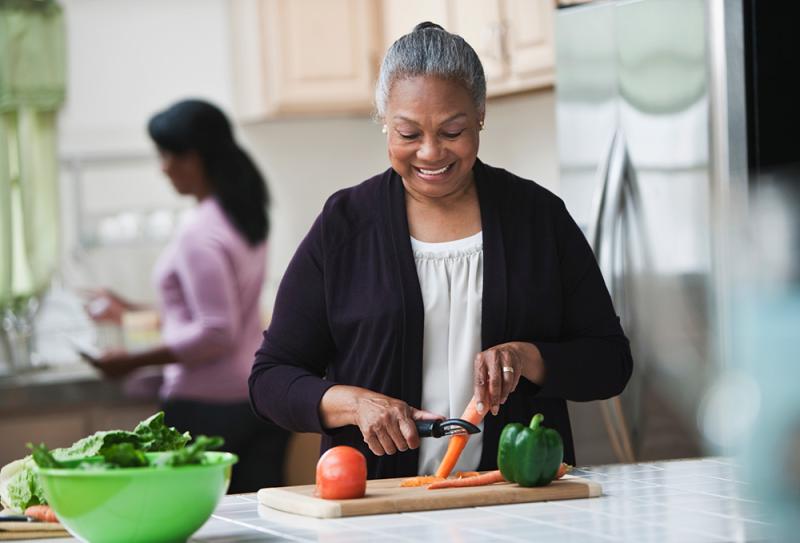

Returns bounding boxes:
[497,413,563,487]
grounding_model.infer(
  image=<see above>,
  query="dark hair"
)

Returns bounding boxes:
[147,99,270,245]
[414,21,443,32]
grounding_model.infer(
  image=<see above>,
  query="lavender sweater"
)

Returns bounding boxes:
[250,161,633,478]
[155,197,266,402]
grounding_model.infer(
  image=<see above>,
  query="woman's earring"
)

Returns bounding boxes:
[381,124,387,134]
[479,120,485,131]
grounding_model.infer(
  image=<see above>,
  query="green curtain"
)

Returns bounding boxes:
[0,0,65,309]
[0,113,11,308]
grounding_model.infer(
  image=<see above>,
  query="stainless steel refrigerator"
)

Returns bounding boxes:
[554,0,753,464]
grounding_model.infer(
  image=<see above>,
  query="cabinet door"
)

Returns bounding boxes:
[503,0,555,91]
[232,0,380,118]
[380,0,449,51]
[378,0,553,98]
[447,0,508,93]
[266,0,380,115]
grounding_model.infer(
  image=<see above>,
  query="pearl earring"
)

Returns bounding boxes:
[479,120,485,131]
[381,124,387,134]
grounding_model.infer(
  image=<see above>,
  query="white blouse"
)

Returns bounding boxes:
[411,231,484,475]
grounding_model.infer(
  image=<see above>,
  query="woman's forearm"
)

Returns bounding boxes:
[91,344,177,378]
[517,342,546,385]
[318,384,364,429]
[127,344,178,367]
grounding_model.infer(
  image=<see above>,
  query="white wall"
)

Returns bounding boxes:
[59,0,233,155]
[57,0,559,310]
[57,0,235,301]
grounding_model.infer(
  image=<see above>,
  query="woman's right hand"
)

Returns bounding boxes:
[320,385,444,456]
[83,288,131,325]
[354,391,444,456]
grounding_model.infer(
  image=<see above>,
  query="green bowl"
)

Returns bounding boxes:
[35,451,237,543]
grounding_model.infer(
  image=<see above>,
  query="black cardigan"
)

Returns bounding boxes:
[249,160,633,479]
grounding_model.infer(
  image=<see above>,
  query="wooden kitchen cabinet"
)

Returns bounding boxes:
[230,0,553,120]
[380,0,555,97]
[501,0,556,93]
[231,0,382,119]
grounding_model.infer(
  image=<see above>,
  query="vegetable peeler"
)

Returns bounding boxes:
[416,418,481,438]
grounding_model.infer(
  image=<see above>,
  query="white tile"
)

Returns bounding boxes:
[334,513,430,529]
[487,505,601,524]
[403,507,499,523]
[393,524,499,541]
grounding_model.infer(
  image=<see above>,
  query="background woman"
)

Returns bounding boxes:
[88,99,289,492]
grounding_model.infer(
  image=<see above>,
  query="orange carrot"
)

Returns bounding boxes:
[434,396,484,479]
[454,471,480,479]
[25,504,58,523]
[428,470,505,490]
[433,398,483,479]
[400,475,445,487]
[555,463,572,480]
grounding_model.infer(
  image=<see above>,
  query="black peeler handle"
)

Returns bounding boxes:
[415,419,443,438]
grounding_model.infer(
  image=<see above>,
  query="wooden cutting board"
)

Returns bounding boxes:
[0,521,70,540]
[258,473,602,518]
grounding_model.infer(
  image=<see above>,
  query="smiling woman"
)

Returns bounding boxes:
[386,76,483,244]
[249,22,633,480]
[386,77,480,199]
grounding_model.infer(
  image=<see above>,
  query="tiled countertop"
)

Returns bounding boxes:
[34,458,774,542]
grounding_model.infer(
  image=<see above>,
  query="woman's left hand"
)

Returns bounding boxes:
[87,350,139,379]
[473,342,546,416]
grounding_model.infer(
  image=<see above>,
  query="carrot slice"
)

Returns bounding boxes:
[400,475,445,487]
[434,397,484,479]
[25,504,58,523]
[428,470,506,490]
[555,463,572,480]
[454,471,480,479]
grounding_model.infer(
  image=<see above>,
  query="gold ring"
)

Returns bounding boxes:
[502,367,514,374]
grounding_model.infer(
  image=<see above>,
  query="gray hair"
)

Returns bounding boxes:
[374,22,486,120]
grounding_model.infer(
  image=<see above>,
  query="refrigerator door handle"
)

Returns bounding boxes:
[589,129,627,292]
[588,129,637,464]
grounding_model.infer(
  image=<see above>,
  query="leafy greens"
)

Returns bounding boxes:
[0,411,192,513]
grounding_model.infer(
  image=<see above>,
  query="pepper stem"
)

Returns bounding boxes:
[529,413,544,430]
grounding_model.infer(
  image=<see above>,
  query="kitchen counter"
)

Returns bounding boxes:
[33,457,774,542]
[0,362,159,415]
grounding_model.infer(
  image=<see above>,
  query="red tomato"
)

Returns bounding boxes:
[315,445,367,500]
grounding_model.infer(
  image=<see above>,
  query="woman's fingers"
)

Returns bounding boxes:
[376,428,397,455]
[411,408,446,421]
[475,349,504,415]
[500,349,516,405]
[486,352,503,416]
[473,352,489,415]
[385,419,409,453]
[399,417,420,450]
[475,343,533,415]
[364,431,385,456]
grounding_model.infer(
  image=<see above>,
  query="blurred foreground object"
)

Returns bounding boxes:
[733,176,800,542]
